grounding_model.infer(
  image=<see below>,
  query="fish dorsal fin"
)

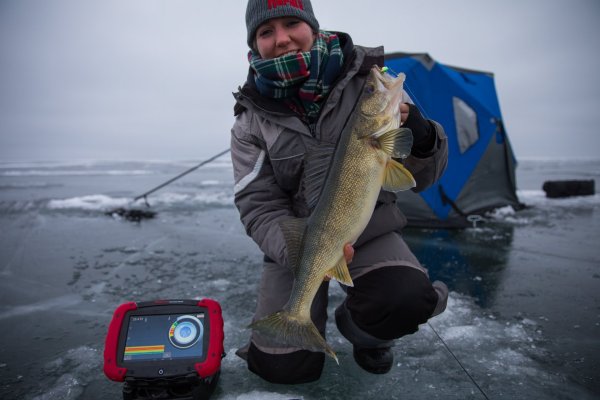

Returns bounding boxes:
[279,217,307,272]
[383,158,416,192]
[302,143,336,209]
[326,256,354,287]
[376,127,413,159]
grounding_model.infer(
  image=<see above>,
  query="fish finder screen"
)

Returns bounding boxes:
[122,313,205,362]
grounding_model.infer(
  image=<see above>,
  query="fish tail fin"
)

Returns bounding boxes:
[249,311,338,363]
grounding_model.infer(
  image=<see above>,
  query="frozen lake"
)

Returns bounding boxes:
[0,158,598,399]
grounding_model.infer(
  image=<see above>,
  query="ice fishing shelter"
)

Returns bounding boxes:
[384,53,521,228]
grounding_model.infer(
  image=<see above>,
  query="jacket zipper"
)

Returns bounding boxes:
[307,121,317,138]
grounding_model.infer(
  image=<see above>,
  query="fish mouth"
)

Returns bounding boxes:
[371,66,404,133]
[356,66,405,139]
[376,67,404,109]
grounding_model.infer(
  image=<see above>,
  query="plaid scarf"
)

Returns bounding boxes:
[248,31,344,120]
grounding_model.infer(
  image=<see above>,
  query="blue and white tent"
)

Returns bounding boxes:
[385,53,522,228]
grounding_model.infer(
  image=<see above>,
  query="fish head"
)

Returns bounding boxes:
[355,66,406,138]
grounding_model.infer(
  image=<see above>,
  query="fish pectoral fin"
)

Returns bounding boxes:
[383,158,416,192]
[279,217,307,272]
[376,127,413,159]
[327,257,354,287]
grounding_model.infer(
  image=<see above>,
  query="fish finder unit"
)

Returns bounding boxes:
[104,299,224,400]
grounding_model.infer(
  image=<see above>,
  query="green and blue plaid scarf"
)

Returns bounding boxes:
[248,31,344,120]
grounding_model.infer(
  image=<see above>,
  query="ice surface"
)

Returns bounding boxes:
[1,167,153,176]
[518,190,600,207]
[47,195,131,211]
[42,191,233,216]
[0,159,598,399]
[46,191,234,212]
[0,294,81,320]
[30,347,102,400]
[220,391,305,400]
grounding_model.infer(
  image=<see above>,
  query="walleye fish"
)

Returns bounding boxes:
[250,66,416,362]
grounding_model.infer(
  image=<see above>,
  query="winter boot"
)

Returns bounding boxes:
[353,345,393,374]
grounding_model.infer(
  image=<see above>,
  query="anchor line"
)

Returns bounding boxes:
[427,322,491,400]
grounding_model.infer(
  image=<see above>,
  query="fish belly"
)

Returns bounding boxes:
[305,150,385,277]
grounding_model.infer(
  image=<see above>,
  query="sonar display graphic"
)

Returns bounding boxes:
[123,313,204,362]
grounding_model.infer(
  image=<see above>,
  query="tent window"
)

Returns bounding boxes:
[453,97,479,153]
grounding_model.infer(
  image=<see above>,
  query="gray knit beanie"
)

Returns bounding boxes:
[246,0,320,48]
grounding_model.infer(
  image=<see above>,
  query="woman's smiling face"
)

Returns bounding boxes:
[255,17,316,59]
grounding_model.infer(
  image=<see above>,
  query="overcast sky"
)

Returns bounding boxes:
[1,0,599,162]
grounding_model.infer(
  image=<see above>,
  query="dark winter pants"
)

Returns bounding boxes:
[242,264,443,384]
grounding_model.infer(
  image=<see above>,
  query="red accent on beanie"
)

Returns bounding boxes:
[268,0,304,11]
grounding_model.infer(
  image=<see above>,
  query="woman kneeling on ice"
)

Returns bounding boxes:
[231,0,449,383]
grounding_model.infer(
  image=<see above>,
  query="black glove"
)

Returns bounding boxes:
[403,103,436,157]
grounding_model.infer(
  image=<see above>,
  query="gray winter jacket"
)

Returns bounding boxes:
[230,34,448,268]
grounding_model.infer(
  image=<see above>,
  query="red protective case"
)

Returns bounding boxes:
[103,299,224,382]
